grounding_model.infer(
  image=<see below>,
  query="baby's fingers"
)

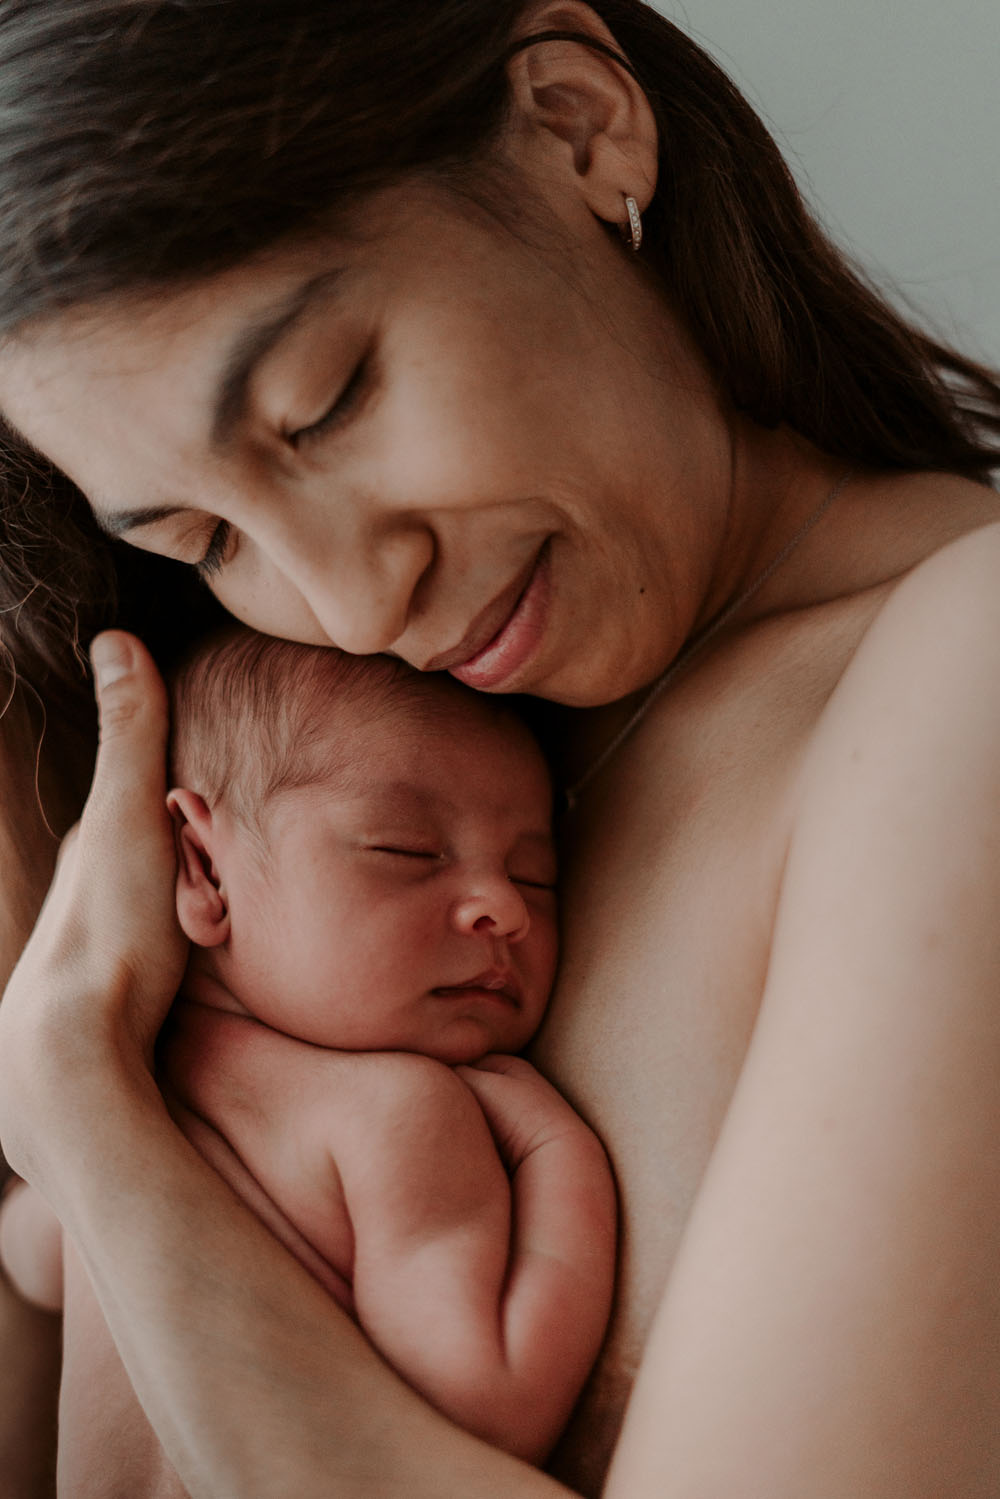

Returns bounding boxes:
[456,1057,583,1167]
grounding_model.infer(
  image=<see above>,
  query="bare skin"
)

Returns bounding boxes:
[0,1265,59,1499]
[0,693,85,1499]
[1,3,1000,1493]
[5,469,1000,1499]
[544,469,1000,1493]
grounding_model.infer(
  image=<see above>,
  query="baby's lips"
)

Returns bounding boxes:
[433,968,522,1005]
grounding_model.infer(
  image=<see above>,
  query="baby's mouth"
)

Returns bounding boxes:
[432,969,521,1007]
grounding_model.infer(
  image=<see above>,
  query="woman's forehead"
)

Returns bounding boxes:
[0,178,504,435]
[0,236,351,487]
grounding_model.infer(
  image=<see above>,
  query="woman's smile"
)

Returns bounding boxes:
[429,539,553,690]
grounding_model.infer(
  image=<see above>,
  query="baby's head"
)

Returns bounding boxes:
[167,628,557,1065]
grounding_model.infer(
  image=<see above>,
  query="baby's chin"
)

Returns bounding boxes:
[294,1008,540,1065]
[405,1014,538,1068]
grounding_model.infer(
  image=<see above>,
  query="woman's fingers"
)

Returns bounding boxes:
[64,632,185,1003]
[87,631,171,824]
[0,632,187,1179]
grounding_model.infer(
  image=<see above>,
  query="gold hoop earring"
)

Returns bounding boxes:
[622,194,643,252]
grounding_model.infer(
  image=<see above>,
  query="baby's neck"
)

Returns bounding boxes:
[177,952,252,1019]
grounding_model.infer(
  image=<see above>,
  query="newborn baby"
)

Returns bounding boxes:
[1,627,616,1471]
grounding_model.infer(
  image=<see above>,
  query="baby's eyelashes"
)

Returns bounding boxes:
[368,845,443,860]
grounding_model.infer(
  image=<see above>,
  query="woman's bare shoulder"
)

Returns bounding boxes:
[785,514,1000,988]
[808,514,1000,763]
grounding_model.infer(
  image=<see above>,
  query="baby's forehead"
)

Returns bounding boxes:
[279,689,552,821]
[313,677,543,766]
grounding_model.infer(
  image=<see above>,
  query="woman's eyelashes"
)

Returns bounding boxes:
[194,518,232,580]
[186,354,372,579]
[288,354,370,450]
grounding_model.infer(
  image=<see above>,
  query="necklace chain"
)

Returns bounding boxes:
[563,469,853,811]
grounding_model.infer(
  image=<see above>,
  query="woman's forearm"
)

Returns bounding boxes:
[52,1063,575,1499]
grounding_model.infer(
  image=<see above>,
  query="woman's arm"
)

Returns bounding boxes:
[0,634,573,1499]
[606,528,1000,1498]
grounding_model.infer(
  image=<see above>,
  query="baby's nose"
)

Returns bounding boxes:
[451,881,530,944]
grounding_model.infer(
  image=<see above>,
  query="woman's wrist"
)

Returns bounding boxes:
[0,967,164,1216]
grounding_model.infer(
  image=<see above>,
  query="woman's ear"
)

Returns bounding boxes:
[505,0,658,226]
[166,788,230,948]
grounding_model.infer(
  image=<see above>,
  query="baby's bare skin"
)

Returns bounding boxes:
[0,660,620,1494]
[162,1007,615,1465]
[9,1013,613,1495]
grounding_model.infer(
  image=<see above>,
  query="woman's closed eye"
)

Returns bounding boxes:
[287,354,371,450]
[194,518,233,580]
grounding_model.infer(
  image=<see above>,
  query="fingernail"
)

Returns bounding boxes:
[90,634,132,691]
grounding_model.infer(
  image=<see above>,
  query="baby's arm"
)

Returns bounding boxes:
[0,1178,63,1314]
[163,1007,615,1463]
[340,1052,616,1464]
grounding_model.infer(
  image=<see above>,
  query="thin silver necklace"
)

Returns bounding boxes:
[563,469,853,811]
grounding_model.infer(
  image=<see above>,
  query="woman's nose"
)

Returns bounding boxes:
[451,878,531,945]
[303,528,436,656]
[245,509,435,656]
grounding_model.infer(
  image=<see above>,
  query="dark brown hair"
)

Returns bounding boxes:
[0,0,998,802]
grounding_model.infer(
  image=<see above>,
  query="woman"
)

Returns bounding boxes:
[1,1,1000,1494]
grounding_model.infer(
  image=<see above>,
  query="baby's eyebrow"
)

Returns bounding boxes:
[344,780,440,814]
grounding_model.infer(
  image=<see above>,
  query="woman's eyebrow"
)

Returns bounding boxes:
[96,503,186,538]
[91,269,346,536]
[210,268,344,449]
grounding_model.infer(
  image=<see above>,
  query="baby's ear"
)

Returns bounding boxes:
[166,788,230,948]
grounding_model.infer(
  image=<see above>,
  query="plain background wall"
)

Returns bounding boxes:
[650,0,1000,367]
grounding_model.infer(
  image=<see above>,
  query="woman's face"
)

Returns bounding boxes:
[0,178,728,706]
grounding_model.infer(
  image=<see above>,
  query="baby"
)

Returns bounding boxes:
[1,627,616,1472]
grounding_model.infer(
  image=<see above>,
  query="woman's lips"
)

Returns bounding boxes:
[446,543,551,690]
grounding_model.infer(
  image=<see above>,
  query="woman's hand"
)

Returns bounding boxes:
[0,631,187,1193]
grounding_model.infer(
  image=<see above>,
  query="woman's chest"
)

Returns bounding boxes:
[538,753,790,1310]
[531,618,853,1491]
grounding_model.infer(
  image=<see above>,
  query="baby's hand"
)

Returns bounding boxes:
[456,1052,617,1450]
[455,1054,601,1175]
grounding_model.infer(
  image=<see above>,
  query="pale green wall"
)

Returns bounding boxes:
[650,0,1000,365]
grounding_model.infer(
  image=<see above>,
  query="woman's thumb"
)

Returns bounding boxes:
[88,630,171,812]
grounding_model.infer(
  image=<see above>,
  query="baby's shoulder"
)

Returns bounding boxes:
[328,1050,482,1145]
